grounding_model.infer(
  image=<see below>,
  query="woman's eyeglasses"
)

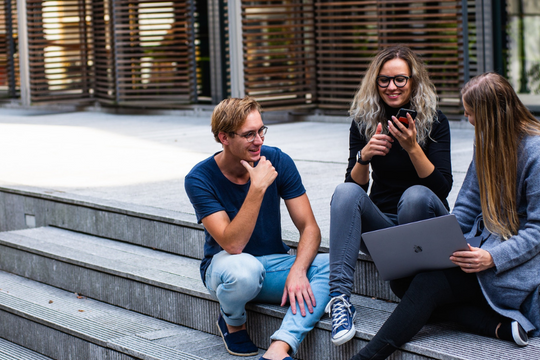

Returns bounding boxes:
[233,126,268,142]
[376,75,410,88]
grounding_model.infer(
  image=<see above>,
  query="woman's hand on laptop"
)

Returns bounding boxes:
[450,244,495,273]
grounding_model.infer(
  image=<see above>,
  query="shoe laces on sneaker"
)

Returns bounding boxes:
[325,294,354,329]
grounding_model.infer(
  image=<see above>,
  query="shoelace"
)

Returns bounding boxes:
[325,295,353,329]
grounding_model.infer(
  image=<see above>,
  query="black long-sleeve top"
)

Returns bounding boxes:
[345,109,453,214]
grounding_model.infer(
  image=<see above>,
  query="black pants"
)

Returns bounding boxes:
[352,267,507,360]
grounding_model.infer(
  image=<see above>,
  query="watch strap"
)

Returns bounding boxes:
[357,150,370,165]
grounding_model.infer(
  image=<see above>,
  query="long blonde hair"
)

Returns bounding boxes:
[349,45,438,147]
[461,72,540,239]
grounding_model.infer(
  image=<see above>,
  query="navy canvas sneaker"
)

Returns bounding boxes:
[216,314,259,356]
[325,294,357,346]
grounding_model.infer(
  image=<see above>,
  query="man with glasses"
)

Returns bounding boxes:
[184,97,330,360]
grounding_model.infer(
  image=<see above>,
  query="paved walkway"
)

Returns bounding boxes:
[0,108,474,246]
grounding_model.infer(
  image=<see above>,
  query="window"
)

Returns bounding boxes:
[505,1,540,110]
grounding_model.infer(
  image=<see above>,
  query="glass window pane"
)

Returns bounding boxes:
[506,0,540,108]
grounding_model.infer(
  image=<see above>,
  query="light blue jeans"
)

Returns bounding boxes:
[329,183,448,296]
[205,250,330,354]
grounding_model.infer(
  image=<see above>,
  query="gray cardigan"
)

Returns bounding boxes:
[453,134,540,336]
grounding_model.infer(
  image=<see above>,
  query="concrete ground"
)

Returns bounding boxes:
[0,108,474,247]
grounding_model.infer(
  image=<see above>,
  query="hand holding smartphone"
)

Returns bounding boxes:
[396,108,417,128]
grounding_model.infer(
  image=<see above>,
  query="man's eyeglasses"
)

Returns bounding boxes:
[376,75,410,88]
[233,125,268,142]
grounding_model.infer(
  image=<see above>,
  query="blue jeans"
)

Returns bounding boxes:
[205,250,330,354]
[329,183,448,296]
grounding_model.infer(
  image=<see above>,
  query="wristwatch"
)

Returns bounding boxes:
[356,150,371,165]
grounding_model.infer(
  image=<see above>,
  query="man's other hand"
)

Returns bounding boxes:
[281,266,316,316]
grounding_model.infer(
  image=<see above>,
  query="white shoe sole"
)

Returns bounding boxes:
[331,312,357,346]
[511,321,529,347]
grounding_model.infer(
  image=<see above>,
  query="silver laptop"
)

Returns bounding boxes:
[361,214,481,281]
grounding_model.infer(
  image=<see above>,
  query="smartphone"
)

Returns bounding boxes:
[396,108,417,128]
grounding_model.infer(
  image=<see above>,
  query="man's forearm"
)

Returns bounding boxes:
[203,185,266,255]
[292,223,321,272]
[220,187,266,254]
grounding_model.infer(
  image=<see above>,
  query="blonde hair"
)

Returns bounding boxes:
[350,45,438,146]
[211,96,262,143]
[461,72,540,239]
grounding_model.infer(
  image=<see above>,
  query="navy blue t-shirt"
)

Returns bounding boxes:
[184,145,306,282]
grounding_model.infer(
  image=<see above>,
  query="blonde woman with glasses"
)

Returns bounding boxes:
[326,45,453,346]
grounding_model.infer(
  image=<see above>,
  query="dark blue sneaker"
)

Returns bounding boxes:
[325,294,356,345]
[216,314,259,356]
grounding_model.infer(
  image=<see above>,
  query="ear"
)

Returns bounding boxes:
[218,132,230,146]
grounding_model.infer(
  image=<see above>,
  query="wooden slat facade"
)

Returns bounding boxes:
[0,0,19,98]
[241,0,317,109]
[4,0,475,112]
[21,0,196,105]
[315,0,476,116]
[26,0,93,103]
[378,0,465,115]
[102,0,196,105]
[315,1,379,110]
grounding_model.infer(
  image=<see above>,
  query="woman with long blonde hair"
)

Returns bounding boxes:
[326,45,453,346]
[350,72,540,359]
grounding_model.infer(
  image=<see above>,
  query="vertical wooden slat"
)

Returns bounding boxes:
[208,0,230,103]
[25,0,94,103]
[0,0,19,98]
[241,0,317,110]
[92,0,116,103]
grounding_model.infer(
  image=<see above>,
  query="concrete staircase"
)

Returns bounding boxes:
[1,186,539,360]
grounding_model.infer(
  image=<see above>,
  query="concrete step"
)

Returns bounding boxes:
[0,338,53,360]
[1,226,538,359]
[0,270,262,360]
[0,186,395,301]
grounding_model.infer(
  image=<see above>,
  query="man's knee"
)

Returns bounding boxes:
[208,252,265,294]
[307,253,330,288]
[310,253,330,275]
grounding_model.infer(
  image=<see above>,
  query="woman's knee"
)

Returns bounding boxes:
[398,185,445,223]
[331,182,368,208]
[389,276,414,299]
[406,271,451,302]
[399,185,434,208]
